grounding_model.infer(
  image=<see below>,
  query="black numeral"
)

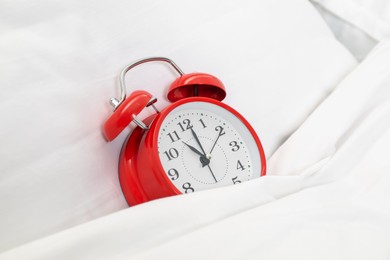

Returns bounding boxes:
[182,182,195,193]
[167,131,181,143]
[199,118,207,128]
[215,126,226,136]
[167,168,179,180]
[177,119,193,132]
[236,160,245,171]
[163,148,179,161]
[232,176,242,184]
[229,141,240,152]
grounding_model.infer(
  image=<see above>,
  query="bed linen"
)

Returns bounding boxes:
[0,0,358,255]
[311,0,390,42]
[311,2,378,60]
[311,0,390,61]
[1,40,390,259]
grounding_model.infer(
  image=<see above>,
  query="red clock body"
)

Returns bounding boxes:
[103,57,266,206]
[117,97,266,206]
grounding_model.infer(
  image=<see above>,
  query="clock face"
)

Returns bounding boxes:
[157,101,262,194]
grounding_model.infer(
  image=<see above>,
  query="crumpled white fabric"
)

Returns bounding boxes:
[0,0,357,253]
[311,0,390,61]
[2,35,390,260]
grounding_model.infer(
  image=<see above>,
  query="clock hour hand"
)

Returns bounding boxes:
[182,141,210,167]
[182,141,203,157]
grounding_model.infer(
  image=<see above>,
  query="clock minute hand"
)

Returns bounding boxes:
[190,127,207,155]
[190,128,217,183]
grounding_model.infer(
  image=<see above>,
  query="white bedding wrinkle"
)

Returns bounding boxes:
[312,2,378,60]
[312,0,390,41]
[268,40,390,179]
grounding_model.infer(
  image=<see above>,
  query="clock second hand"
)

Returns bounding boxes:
[206,165,217,183]
[209,127,224,155]
[190,128,218,183]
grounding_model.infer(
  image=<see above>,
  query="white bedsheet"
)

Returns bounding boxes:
[0,0,358,253]
[2,40,390,259]
[0,0,382,259]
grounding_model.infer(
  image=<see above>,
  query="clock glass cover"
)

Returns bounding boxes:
[158,101,261,194]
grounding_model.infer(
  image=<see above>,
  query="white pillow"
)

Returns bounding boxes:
[0,0,356,251]
[312,0,390,41]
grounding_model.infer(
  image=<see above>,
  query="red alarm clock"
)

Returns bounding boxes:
[103,57,266,206]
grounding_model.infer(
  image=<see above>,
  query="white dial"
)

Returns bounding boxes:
[158,101,261,194]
